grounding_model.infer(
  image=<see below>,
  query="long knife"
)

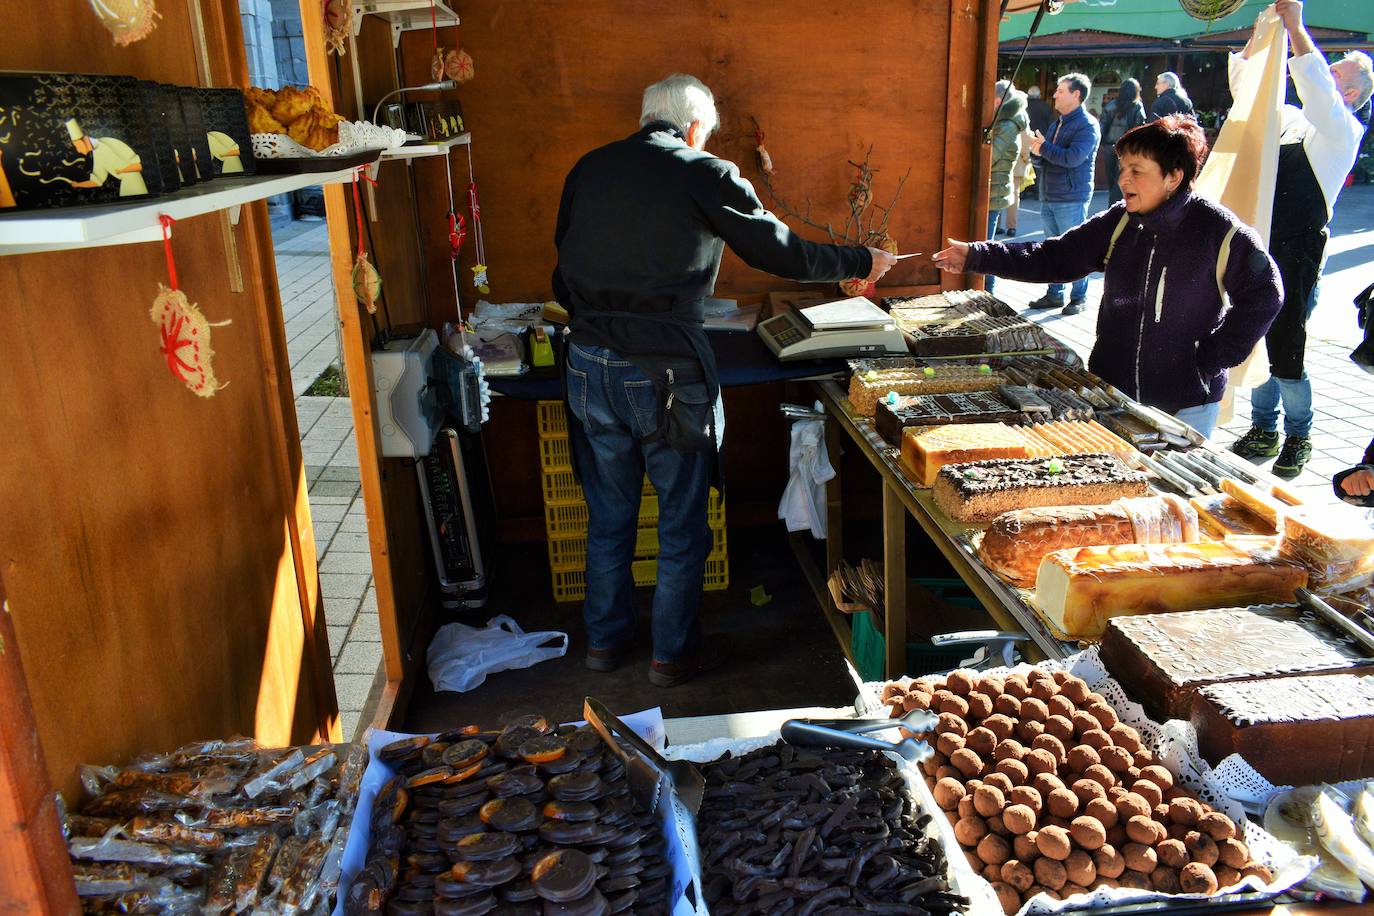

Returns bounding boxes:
[1297,588,1374,656]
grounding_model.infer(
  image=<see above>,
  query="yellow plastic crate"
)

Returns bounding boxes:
[540,469,655,506]
[550,555,730,603]
[539,436,573,471]
[544,491,725,537]
[546,526,728,572]
[537,400,566,438]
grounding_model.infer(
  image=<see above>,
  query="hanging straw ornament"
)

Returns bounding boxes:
[149,215,230,397]
[322,0,353,56]
[87,0,160,46]
[755,128,774,175]
[350,169,382,313]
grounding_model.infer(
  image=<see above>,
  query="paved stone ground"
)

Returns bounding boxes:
[271,214,379,739]
[994,184,1374,507]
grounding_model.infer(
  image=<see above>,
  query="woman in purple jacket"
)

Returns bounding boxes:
[934,116,1283,438]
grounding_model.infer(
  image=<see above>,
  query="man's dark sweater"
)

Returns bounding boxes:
[967,191,1283,414]
[553,122,870,386]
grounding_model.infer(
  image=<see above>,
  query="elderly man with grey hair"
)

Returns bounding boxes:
[1229,0,1374,478]
[553,73,894,687]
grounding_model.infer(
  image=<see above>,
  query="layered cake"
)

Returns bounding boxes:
[1033,542,1309,639]
[847,366,1007,417]
[1279,504,1374,590]
[900,423,1052,487]
[873,391,1020,446]
[1189,493,1277,539]
[1191,675,1374,785]
[931,453,1148,523]
[1023,419,1136,461]
[1100,606,1374,721]
[978,494,1199,588]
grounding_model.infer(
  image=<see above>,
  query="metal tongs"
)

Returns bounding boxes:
[780,710,936,763]
[780,402,825,421]
[583,696,705,817]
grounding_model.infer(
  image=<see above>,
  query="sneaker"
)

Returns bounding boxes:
[1229,426,1281,461]
[585,645,628,673]
[1027,295,1065,310]
[1062,299,1086,316]
[1272,435,1313,479]
[1005,227,1017,237]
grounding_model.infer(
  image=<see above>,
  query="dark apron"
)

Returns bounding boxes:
[1264,141,1329,380]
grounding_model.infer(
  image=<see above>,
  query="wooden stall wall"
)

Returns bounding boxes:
[0,0,339,802]
[375,0,996,528]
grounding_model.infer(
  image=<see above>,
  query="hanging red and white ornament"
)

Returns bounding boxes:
[322,0,353,56]
[149,215,229,397]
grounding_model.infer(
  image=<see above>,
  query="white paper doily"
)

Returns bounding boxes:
[863,647,1318,915]
[250,121,406,160]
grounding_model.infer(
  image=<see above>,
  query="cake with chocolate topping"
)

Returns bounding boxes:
[1101,606,1374,721]
[931,453,1148,522]
[874,391,1021,445]
[1191,674,1374,785]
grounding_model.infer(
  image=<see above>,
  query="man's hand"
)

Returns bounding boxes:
[1028,130,1046,155]
[1341,468,1374,498]
[932,239,971,273]
[1274,0,1303,31]
[864,247,897,283]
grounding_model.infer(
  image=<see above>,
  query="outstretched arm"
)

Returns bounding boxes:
[1276,0,1317,57]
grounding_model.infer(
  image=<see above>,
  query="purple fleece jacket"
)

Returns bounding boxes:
[967,191,1283,414]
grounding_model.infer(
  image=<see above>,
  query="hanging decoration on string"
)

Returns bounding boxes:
[322,0,353,56]
[87,0,160,46]
[350,168,383,313]
[426,0,476,84]
[752,120,775,175]
[149,215,230,397]
[465,145,490,294]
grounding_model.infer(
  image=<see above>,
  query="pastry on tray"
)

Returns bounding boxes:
[978,494,1199,588]
[1033,540,1308,639]
[1100,605,1374,721]
[932,453,1149,523]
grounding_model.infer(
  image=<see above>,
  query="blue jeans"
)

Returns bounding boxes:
[1174,401,1222,439]
[985,209,1003,293]
[1040,198,1092,303]
[1250,283,1320,438]
[565,343,713,664]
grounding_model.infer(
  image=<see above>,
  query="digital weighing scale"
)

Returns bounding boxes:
[757,296,909,361]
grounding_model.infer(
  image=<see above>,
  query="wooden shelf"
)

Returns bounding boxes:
[0,167,361,256]
[379,133,471,160]
[352,0,459,46]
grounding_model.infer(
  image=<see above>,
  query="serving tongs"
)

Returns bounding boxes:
[583,696,705,817]
[789,709,938,736]
[780,719,933,763]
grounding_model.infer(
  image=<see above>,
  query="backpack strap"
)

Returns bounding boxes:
[1101,211,1131,270]
[1216,225,1238,304]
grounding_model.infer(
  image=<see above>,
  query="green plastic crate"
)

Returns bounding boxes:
[849,578,984,682]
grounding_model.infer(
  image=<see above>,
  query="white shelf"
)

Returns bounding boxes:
[379,133,471,160]
[353,0,459,46]
[0,167,360,256]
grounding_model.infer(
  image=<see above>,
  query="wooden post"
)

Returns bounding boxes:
[825,417,845,578]
[882,484,908,679]
[0,581,79,915]
[941,0,999,291]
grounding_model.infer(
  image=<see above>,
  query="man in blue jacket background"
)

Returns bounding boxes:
[1025,72,1101,316]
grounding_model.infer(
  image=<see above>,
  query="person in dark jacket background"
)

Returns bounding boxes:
[986,81,1028,292]
[1026,85,1054,136]
[1101,78,1147,206]
[1025,72,1101,316]
[1334,437,1374,507]
[554,73,893,686]
[934,116,1282,438]
[1152,72,1195,120]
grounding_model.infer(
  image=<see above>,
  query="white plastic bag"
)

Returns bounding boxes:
[778,405,835,539]
[426,615,568,692]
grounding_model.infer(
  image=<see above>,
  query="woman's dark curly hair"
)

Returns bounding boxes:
[1115,114,1209,186]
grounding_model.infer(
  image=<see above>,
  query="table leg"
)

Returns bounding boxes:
[883,483,907,679]
[825,417,844,577]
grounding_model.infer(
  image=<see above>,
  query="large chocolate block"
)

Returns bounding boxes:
[1191,675,1374,785]
[873,391,1020,446]
[1101,606,1374,722]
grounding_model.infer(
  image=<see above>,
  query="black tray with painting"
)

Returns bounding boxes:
[252,148,381,174]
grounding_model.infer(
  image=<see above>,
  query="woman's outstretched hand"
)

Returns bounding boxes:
[932,239,970,273]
